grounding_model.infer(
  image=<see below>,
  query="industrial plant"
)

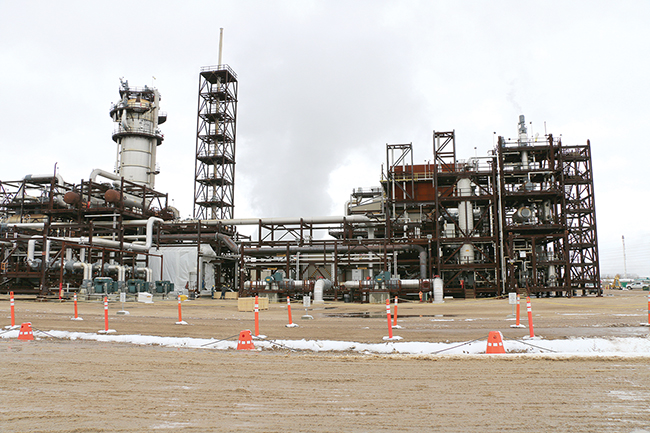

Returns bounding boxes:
[0,61,601,302]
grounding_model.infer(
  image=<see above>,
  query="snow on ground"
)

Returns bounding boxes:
[2,328,650,356]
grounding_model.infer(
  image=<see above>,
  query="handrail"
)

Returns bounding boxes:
[200,64,238,79]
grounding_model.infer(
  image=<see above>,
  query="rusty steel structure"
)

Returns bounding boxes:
[0,70,599,303]
[234,116,600,301]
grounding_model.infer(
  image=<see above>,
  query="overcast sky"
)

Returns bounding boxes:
[1,1,649,276]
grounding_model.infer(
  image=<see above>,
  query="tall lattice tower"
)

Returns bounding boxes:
[193,64,238,220]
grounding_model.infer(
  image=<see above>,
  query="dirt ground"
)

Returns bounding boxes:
[2,289,650,432]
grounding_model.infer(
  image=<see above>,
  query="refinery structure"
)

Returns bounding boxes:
[0,60,600,302]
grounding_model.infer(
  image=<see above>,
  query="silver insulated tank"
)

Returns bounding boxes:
[109,79,166,189]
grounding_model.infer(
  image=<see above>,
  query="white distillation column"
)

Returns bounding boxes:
[518,114,529,168]
[458,177,474,264]
[110,79,164,189]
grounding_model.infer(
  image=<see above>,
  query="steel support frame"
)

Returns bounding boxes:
[561,141,601,295]
[193,65,238,220]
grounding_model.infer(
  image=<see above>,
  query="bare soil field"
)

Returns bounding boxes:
[2,289,650,432]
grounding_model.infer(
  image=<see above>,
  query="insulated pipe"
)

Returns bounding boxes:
[90,169,121,183]
[27,236,49,269]
[203,215,371,226]
[343,279,434,291]
[410,244,427,280]
[106,264,126,290]
[73,262,93,288]
[313,279,332,304]
[243,281,269,290]
[216,233,239,253]
[78,216,163,252]
[24,173,65,185]
[4,215,371,231]
[27,238,37,267]
[243,244,427,280]
[135,267,153,282]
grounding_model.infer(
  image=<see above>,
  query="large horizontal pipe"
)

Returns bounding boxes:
[200,215,372,226]
[3,215,372,231]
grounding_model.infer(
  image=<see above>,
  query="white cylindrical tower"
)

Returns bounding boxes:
[518,114,529,167]
[458,177,474,264]
[110,79,166,189]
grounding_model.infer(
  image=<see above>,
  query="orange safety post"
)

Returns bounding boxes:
[178,295,183,322]
[254,295,260,337]
[287,297,293,325]
[418,291,423,302]
[103,296,109,332]
[74,293,79,319]
[526,296,535,338]
[10,291,15,328]
[386,299,393,339]
[393,296,398,327]
[175,294,187,325]
[285,296,298,328]
[516,294,521,327]
[59,283,63,302]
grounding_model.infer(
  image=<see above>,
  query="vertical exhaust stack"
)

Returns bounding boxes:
[518,114,529,167]
[109,79,166,189]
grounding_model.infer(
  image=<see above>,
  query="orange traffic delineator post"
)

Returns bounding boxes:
[393,296,398,326]
[175,294,187,325]
[71,293,83,321]
[104,296,109,331]
[642,293,650,327]
[516,294,521,326]
[510,294,525,328]
[18,322,34,341]
[386,299,393,339]
[254,295,260,336]
[392,296,402,329]
[10,291,16,328]
[286,296,298,328]
[98,296,116,334]
[237,329,255,350]
[526,297,535,338]
[383,299,402,341]
[486,331,506,354]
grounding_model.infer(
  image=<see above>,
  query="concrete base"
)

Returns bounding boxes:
[369,292,389,304]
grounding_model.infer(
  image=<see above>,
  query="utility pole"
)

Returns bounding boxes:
[622,235,627,279]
